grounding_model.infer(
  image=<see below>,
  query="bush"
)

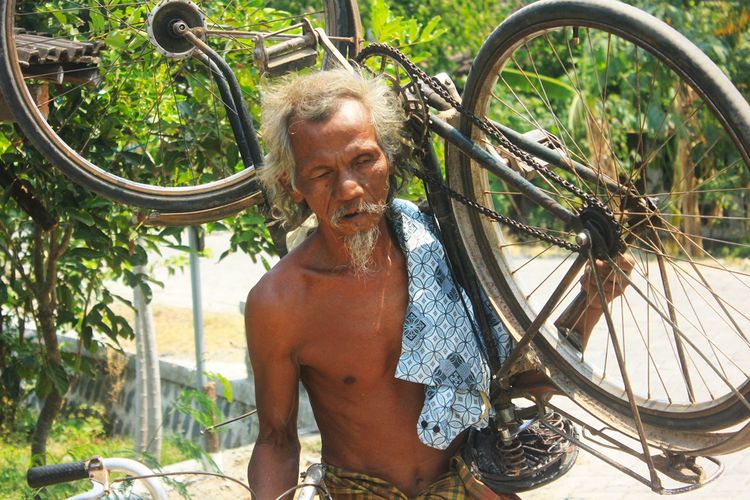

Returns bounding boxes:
[0,406,192,499]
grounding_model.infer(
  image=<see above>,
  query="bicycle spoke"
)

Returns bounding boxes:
[453,4,750,442]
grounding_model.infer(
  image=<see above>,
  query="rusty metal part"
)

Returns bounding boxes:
[462,409,579,493]
[355,46,431,152]
[144,191,264,226]
[87,456,111,495]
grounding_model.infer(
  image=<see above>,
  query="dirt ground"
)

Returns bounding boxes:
[163,435,322,499]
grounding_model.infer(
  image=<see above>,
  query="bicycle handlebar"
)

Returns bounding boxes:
[27,457,169,500]
[27,460,89,489]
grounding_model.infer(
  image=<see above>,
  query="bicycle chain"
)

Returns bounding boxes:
[356,43,618,252]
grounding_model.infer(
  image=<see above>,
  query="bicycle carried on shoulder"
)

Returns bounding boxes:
[3,0,750,496]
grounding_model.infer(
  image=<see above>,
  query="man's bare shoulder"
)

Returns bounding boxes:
[247,256,298,309]
[244,239,315,339]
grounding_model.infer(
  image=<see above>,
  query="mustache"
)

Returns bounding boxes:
[330,201,387,227]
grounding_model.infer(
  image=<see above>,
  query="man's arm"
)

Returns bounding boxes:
[245,285,301,499]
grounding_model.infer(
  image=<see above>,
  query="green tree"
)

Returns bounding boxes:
[0,0,274,465]
[0,140,158,464]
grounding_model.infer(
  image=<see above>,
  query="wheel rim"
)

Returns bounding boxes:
[460,16,750,429]
[2,0,358,209]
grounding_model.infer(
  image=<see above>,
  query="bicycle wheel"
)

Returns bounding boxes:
[0,0,361,212]
[447,0,750,453]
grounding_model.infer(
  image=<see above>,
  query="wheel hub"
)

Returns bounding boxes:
[579,205,622,259]
[147,0,206,59]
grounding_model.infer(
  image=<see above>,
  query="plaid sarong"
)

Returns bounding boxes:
[323,453,520,499]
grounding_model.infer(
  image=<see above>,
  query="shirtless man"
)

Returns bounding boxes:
[245,69,631,499]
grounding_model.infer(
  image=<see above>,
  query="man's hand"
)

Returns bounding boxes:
[555,252,636,351]
[579,253,636,308]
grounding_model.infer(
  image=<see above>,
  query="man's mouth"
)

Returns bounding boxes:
[331,201,386,228]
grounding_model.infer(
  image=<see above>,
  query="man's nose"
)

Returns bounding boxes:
[336,170,365,201]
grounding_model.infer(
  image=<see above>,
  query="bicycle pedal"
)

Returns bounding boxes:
[254,18,319,76]
[259,47,318,76]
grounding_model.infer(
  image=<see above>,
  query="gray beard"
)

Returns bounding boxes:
[343,224,381,277]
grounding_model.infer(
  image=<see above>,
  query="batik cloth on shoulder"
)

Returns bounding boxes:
[388,198,513,450]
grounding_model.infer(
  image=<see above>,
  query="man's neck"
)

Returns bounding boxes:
[313,217,398,276]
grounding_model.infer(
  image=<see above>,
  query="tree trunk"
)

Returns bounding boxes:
[672,82,702,256]
[133,265,162,459]
[29,224,72,466]
[30,389,63,466]
[30,276,65,466]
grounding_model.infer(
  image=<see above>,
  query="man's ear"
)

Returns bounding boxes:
[280,173,305,204]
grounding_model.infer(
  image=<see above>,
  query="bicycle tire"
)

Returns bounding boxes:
[0,0,361,212]
[447,0,750,453]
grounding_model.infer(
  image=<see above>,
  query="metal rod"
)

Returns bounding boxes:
[589,249,662,489]
[538,414,654,488]
[488,118,628,196]
[653,241,696,402]
[189,226,205,390]
[430,114,578,227]
[544,403,725,494]
[496,249,589,390]
[201,29,354,44]
[201,409,258,434]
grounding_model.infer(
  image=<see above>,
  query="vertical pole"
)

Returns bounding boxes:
[189,226,205,390]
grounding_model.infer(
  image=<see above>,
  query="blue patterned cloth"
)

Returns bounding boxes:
[388,199,513,450]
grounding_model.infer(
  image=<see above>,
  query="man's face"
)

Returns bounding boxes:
[287,98,391,237]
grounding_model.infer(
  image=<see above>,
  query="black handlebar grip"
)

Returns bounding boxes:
[27,460,89,489]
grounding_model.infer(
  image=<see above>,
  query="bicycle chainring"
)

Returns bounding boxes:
[355,46,431,153]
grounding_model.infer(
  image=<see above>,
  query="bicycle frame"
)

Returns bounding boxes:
[133,10,740,496]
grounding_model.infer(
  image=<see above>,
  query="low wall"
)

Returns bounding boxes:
[63,340,318,450]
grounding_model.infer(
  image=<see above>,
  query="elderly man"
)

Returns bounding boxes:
[245,69,629,499]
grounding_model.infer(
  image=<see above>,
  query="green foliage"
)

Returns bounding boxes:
[0,136,183,437]
[632,0,749,101]
[211,211,275,270]
[367,0,524,81]
[367,0,447,59]
[171,372,232,430]
[0,405,192,498]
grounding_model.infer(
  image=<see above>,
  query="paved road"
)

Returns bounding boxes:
[133,230,750,499]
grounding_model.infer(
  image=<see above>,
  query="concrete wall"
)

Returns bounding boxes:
[64,344,317,450]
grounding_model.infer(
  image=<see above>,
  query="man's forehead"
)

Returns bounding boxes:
[288,97,370,134]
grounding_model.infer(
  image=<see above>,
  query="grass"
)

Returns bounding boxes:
[0,407,195,499]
